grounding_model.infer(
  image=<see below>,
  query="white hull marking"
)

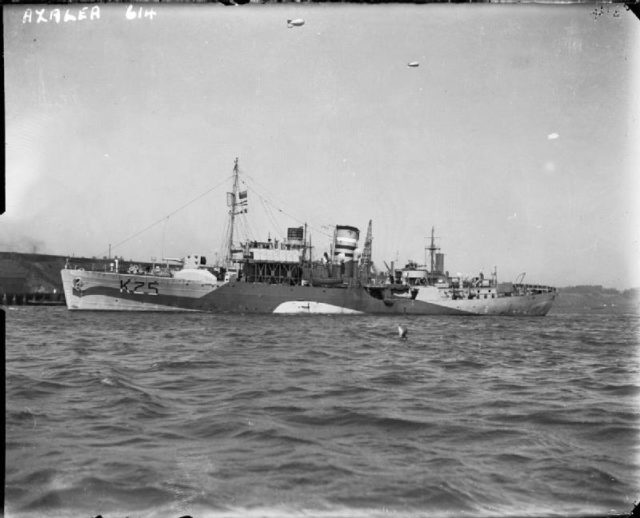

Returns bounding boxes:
[273,301,364,315]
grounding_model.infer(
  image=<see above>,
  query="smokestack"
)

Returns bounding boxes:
[333,225,359,278]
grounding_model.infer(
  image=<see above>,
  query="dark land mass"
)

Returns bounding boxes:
[1,251,639,314]
[550,284,640,316]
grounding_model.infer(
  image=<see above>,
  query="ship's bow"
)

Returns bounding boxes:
[60,268,83,309]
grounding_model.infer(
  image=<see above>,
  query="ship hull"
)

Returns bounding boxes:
[61,269,555,316]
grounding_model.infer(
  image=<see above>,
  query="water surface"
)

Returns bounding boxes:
[5,307,639,517]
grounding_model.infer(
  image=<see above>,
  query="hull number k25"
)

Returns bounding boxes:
[120,279,159,295]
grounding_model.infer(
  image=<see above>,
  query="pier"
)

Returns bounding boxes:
[2,292,66,306]
[0,252,75,306]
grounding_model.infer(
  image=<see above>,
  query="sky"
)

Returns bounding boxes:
[3,3,639,289]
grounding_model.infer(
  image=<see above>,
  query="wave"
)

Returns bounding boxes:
[5,310,638,518]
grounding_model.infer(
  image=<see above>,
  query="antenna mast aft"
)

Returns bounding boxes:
[426,226,439,273]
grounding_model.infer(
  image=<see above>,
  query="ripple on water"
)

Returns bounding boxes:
[4,310,639,518]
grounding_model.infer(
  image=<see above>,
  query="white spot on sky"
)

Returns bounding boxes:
[507,212,517,220]
[544,161,556,173]
[547,132,559,140]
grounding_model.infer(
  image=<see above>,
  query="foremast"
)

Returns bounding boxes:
[225,157,247,268]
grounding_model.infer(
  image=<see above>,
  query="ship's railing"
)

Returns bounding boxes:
[64,258,180,277]
[513,283,556,294]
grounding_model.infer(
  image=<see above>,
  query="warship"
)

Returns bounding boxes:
[61,159,556,315]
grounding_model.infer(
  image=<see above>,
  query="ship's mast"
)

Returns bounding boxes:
[361,219,373,283]
[226,157,240,266]
[304,222,309,263]
[426,226,439,274]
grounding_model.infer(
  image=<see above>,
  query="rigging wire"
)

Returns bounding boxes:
[104,165,337,262]
[103,174,233,258]
[237,214,255,244]
[259,196,286,241]
[244,216,259,242]
[218,216,232,264]
[242,175,334,239]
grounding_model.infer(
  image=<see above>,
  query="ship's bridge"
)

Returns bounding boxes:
[250,248,302,264]
[237,238,306,284]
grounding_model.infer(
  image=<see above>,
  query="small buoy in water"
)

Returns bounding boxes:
[398,325,408,340]
[407,61,419,68]
[287,18,305,28]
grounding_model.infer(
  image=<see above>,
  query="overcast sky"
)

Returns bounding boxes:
[3,3,639,289]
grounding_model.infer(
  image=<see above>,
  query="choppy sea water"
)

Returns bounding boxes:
[5,307,640,518]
